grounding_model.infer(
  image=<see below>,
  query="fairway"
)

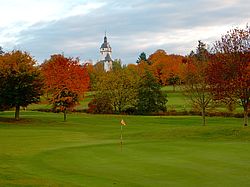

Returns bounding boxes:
[0,111,250,186]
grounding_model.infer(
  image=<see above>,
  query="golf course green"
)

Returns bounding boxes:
[0,111,250,186]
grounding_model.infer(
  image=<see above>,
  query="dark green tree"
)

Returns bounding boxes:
[168,73,180,92]
[137,71,167,114]
[0,46,4,55]
[195,40,210,62]
[136,52,151,65]
[0,50,43,120]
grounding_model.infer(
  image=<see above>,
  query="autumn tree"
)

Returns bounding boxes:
[148,50,166,84]
[136,60,152,77]
[148,49,167,64]
[86,61,105,90]
[88,94,113,114]
[41,54,89,121]
[148,50,184,90]
[208,26,250,126]
[182,41,212,126]
[0,50,43,120]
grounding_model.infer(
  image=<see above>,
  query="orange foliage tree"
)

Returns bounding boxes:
[148,49,184,90]
[0,50,43,120]
[41,54,89,121]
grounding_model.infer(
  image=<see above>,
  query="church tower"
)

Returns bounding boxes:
[100,33,113,71]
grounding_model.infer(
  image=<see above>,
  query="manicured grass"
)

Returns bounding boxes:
[0,111,250,186]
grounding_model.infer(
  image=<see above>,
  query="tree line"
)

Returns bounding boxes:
[87,26,249,126]
[0,26,249,126]
[0,53,89,121]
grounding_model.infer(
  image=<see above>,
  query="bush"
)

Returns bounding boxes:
[87,97,113,114]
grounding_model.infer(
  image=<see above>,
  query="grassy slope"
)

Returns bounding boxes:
[0,111,250,186]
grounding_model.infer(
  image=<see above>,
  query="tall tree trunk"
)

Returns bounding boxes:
[15,105,20,121]
[63,109,67,122]
[243,107,248,126]
[201,106,206,126]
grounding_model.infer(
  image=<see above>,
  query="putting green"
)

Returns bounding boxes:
[25,141,249,187]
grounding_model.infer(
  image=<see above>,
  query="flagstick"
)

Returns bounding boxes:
[120,124,123,151]
[120,119,126,152]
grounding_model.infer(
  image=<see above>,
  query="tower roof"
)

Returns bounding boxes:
[100,35,111,49]
[105,53,112,61]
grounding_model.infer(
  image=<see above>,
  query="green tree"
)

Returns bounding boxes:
[0,46,4,55]
[136,52,151,65]
[91,68,139,113]
[112,59,123,71]
[87,61,105,91]
[168,73,180,92]
[137,71,167,114]
[195,40,210,62]
[0,50,43,120]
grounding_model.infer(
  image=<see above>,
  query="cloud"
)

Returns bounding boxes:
[0,0,249,64]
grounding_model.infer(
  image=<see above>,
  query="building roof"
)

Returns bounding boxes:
[105,53,112,61]
[100,36,111,49]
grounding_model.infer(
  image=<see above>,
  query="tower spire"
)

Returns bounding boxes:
[104,31,107,43]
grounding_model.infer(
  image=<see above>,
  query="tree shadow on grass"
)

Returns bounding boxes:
[0,117,32,124]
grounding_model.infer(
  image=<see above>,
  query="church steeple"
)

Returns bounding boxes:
[100,33,113,71]
[104,31,107,42]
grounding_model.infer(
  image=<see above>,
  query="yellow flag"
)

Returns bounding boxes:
[120,119,126,126]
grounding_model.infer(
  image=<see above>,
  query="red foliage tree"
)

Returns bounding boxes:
[41,54,89,121]
[182,41,212,126]
[208,26,250,126]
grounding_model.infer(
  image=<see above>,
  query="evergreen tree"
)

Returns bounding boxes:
[136,52,151,65]
[0,46,4,55]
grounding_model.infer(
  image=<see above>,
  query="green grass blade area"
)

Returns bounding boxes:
[0,111,250,186]
[28,85,244,114]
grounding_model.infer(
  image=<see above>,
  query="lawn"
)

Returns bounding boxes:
[0,111,249,186]
[27,86,244,114]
